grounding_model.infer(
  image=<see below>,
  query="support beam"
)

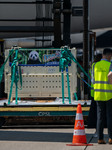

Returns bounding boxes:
[0,1,53,4]
[0,26,54,32]
[83,0,90,99]
[0,18,53,22]
[53,0,61,48]
[63,0,71,46]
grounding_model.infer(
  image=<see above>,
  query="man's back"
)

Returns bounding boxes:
[94,60,112,101]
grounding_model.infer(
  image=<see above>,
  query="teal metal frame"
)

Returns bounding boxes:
[0,110,89,117]
[59,46,91,104]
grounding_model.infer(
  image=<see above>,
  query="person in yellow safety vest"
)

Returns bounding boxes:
[87,54,102,129]
[92,48,112,144]
[91,54,102,98]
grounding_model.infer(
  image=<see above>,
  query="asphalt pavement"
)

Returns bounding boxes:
[0,125,111,150]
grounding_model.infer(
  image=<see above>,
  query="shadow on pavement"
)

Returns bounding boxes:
[0,131,97,143]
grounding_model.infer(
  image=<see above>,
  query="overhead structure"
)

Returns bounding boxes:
[0,0,72,48]
[63,0,71,46]
[0,0,91,99]
[83,0,90,99]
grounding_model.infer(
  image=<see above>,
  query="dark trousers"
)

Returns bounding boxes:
[87,97,97,128]
[96,99,112,140]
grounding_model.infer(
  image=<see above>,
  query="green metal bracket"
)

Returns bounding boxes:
[59,46,91,104]
[0,47,22,105]
[8,48,22,105]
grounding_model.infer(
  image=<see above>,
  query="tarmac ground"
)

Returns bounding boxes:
[0,125,111,150]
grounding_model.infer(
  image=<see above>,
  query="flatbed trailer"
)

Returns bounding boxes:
[0,99,90,126]
[0,103,90,117]
[0,47,91,126]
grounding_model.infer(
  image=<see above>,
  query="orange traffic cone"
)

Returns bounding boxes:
[67,103,93,146]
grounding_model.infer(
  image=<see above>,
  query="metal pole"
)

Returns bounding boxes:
[8,67,15,105]
[61,69,65,104]
[53,0,61,48]
[63,0,71,46]
[66,67,71,104]
[15,49,18,105]
[83,0,90,100]
[15,75,18,105]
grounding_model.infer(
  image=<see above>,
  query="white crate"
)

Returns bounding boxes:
[5,48,77,100]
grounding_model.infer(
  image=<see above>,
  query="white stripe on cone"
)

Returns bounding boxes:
[76,113,83,120]
[73,129,85,135]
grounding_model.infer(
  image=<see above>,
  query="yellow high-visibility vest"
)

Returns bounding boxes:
[91,83,94,98]
[93,60,112,101]
[90,63,95,98]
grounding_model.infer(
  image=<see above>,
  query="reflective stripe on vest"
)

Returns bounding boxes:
[94,81,109,84]
[94,89,112,92]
